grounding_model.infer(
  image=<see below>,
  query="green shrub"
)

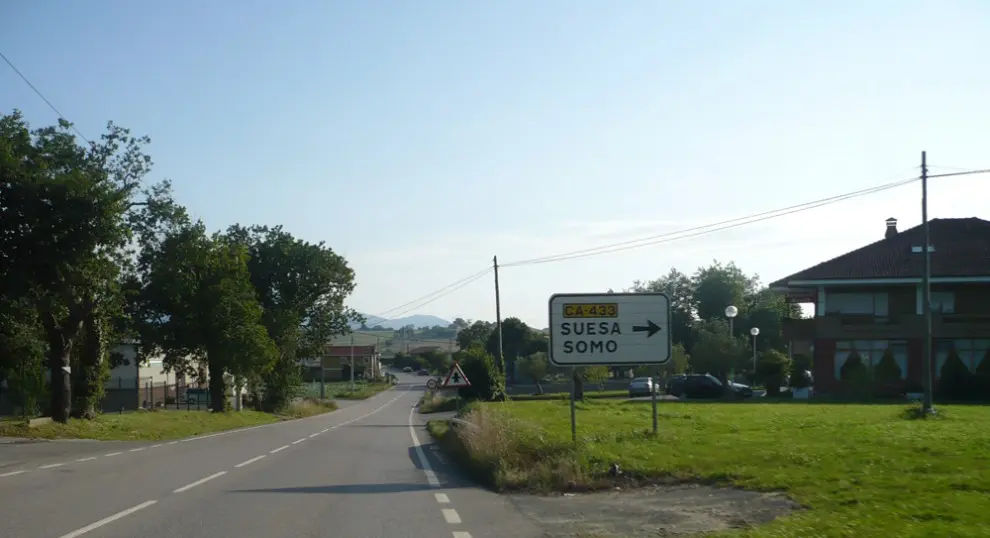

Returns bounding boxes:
[454,344,505,401]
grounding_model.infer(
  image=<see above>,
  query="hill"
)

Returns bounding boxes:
[351,314,452,330]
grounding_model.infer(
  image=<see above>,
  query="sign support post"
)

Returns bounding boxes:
[651,369,659,436]
[570,367,577,443]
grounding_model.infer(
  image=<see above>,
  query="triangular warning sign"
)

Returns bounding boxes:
[441,362,471,388]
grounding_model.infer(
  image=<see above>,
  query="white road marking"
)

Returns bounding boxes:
[166,441,178,445]
[129,447,145,452]
[0,470,28,477]
[292,438,306,444]
[309,432,320,438]
[452,533,473,538]
[104,452,122,457]
[150,444,163,448]
[234,455,266,468]
[270,445,290,454]
[57,500,157,538]
[442,508,462,524]
[321,428,329,433]
[76,457,97,462]
[434,492,450,504]
[39,463,64,469]
[408,405,441,487]
[173,471,227,493]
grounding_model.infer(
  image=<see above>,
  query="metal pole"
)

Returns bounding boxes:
[320,352,326,400]
[921,151,935,413]
[350,334,355,389]
[570,367,577,443]
[650,370,658,436]
[729,318,734,337]
[752,335,757,371]
[494,256,505,376]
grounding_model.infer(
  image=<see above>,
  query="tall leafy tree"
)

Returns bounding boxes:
[692,260,759,325]
[456,320,493,351]
[630,268,696,350]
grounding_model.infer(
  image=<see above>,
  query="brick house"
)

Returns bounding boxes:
[770,217,990,396]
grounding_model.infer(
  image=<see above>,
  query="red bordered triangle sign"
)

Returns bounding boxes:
[442,361,471,388]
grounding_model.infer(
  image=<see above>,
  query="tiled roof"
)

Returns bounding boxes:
[770,217,990,286]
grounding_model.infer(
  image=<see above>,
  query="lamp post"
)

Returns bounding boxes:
[749,327,760,372]
[724,305,738,336]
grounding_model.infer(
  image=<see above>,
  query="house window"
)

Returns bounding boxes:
[834,340,907,380]
[826,293,889,316]
[930,292,955,314]
[935,339,989,378]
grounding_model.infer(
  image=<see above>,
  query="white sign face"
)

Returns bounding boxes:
[548,293,671,366]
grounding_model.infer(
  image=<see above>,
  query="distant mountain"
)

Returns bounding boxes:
[351,314,452,330]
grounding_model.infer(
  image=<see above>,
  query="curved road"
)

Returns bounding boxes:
[0,373,543,538]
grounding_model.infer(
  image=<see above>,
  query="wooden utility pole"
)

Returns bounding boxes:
[921,151,934,413]
[493,255,505,375]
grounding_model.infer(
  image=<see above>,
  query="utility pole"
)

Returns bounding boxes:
[319,351,326,400]
[493,255,505,376]
[921,151,935,413]
[350,333,355,389]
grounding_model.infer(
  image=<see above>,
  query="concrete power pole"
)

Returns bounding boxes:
[349,333,355,389]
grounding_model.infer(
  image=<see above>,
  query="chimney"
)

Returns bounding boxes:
[885,217,898,239]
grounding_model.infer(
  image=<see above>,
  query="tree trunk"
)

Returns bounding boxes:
[72,314,103,419]
[208,361,226,413]
[47,340,72,422]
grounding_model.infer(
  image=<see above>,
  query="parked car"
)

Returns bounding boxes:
[402,366,413,373]
[666,374,753,399]
[417,369,430,376]
[628,377,659,397]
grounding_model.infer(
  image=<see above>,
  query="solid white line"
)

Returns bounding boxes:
[452,532,473,538]
[76,457,97,462]
[434,492,450,504]
[39,463,64,469]
[173,471,227,493]
[104,452,122,457]
[129,448,145,452]
[442,508,462,524]
[0,470,28,477]
[408,405,441,487]
[270,445,289,454]
[320,428,329,433]
[57,500,157,538]
[234,455,266,468]
[292,438,306,444]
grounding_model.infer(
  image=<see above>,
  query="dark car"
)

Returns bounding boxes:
[417,369,430,376]
[666,374,753,400]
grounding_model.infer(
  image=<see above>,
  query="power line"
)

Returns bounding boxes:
[502,175,920,267]
[927,169,990,179]
[368,266,492,321]
[0,50,89,144]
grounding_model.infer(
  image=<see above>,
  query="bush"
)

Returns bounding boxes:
[454,344,505,401]
[789,354,813,390]
[755,349,791,396]
[938,353,977,401]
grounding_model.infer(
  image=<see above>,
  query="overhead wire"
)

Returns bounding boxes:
[0,49,90,143]
[501,175,921,268]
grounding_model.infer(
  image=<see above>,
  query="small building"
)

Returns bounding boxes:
[770,217,990,396]
[302,344,381,381]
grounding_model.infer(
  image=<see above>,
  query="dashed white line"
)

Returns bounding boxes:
[234,455,266,468]
[452,533,473,538]
[321,428,329,433]
[104,452,122,457]
[173,471,227,493]
[270,445,289,454]
[150,444,163,448]
[0,470,28,477]
[76,457,97,462]
[129,447,145,452]
[166,441,178,445]
[292,438,306,444]
[309,432,320,438]
[434,492,450,504]
[39,463,65,469]
[57,500,157,538]
[442,508,462,524]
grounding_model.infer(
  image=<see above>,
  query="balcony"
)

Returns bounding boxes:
[782,314,990,341]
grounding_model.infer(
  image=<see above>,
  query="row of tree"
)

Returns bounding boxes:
[0,111,361,421]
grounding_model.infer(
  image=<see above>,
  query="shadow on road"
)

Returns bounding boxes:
[230,482,452,494]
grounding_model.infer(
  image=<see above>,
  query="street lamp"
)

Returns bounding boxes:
[724,305,738,336]
[749,327,760,371]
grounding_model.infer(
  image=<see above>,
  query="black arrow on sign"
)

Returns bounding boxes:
[631,320,661,338]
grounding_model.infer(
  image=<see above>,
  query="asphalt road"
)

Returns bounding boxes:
[0,373,545,538]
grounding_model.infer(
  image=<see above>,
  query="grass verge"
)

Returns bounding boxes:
[0,397,339,441]
[428,400,990,537]
[335,382,392,400]
[419,392,461,414]
[509,389,628,401]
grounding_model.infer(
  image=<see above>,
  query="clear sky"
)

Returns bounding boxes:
[3,1,988,329]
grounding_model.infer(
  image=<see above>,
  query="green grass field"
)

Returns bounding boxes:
[430,400,990,537]
[300,380,392,400]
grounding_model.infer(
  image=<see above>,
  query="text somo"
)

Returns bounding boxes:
[560,321,621,354]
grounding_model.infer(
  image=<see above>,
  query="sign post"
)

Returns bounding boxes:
[548,292,671,441]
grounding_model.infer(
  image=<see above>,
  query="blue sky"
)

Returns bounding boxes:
[3,1,989,328]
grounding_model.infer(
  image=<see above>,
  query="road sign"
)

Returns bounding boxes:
[441,362,471,388]
[548,292,671,366]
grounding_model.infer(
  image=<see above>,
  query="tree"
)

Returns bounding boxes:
[417,349,449,374]
[755,349,791,396]
[456,320,493,351]
[132,218,277,412]
[692,261,759,326]
[454,344,504,401]
[636,343,690,379]
[630,269,697,351]
[518,352,549,393]
[0,296,47,416]
[1,112,151,421]
[582,365,610,390]
[690,319,746,382]
[448,318,469,331]
[227,224,360,410]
